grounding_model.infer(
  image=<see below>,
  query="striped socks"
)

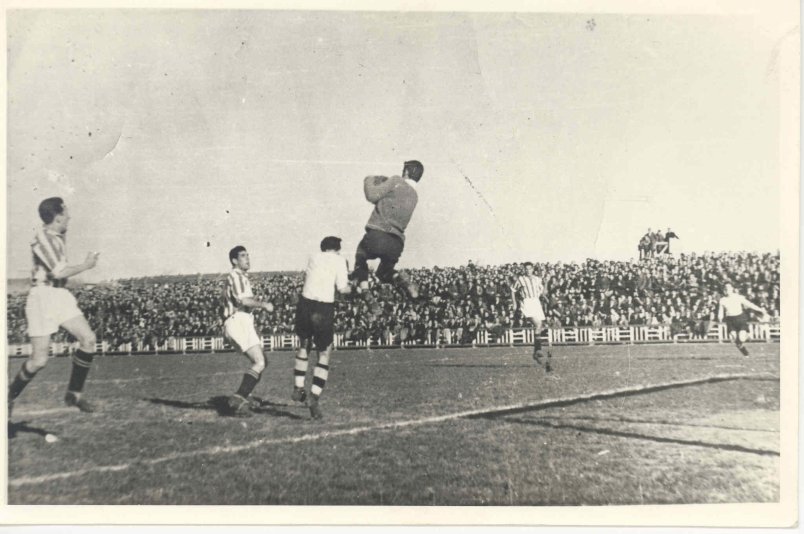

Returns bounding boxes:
[294,348,309,389]
[311,350,330,398]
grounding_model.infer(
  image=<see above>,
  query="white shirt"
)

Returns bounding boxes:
[301,251,350,303]
[719,293,750,317]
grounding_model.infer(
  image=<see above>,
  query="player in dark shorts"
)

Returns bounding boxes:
[351,160,423,302]
[717,282,767,356]
[292,236,351,419]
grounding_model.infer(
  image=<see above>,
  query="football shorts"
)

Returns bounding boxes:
[224,312,262,353]
[294,296,335,350]
[26,286,83,337]
[521,298,545,322]
[724,313,749,334]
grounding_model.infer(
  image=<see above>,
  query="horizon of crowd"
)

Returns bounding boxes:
[6,251,780,349]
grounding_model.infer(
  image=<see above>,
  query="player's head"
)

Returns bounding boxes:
[38,197,69,231]
[402,160,424,182]
[723,282,734,295]
[523,261,534,274]
[320,236,342,252]
[229,245,250,270]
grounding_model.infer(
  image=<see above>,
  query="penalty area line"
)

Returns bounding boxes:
[8,372,776,488]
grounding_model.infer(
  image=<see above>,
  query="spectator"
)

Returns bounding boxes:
[6,252,780,347]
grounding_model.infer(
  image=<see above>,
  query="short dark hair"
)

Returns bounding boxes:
[320,236,342,252]
[403,160,424,182]
[38,197,65,224]
[229,245,247,264]
[523,261,534,268]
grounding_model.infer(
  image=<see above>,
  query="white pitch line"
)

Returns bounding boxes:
[8,372,777,488]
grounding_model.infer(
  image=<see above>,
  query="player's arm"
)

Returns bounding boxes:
[239,296,274,312]
[34,243,99,279]
[364,175,403,203]
[741,296,767,317]
[717,299,724,323]
[335,257,352,294]
[229,275,273,312]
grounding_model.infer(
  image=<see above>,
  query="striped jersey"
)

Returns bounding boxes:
[31,228,69,288]
[222,268,254,319]
[513,274,543,301]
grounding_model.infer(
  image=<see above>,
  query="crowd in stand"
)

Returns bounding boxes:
[639,228,680,259]
[6,252,780,349]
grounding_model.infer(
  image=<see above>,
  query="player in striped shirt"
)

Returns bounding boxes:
[221,246,275,417]
[8,197,101,415]
[717,282,767,356]
[511,262,552,372]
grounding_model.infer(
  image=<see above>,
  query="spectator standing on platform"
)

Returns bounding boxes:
[664,228,680,254]
[638,232,652,260]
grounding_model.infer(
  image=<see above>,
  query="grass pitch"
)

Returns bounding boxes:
[7,343,780,505]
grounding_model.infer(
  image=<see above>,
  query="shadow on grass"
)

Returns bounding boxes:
[8,421,51,439]
[426,363,539,369]
[144,396,304,420]
[635,357,714,361]
[535,414,779,434]
[491,416,780,457]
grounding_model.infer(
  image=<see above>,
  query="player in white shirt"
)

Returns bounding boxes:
[512,262,552,372]
[221,246,274,416]
[292,236,351,419]
[717,282,767,356]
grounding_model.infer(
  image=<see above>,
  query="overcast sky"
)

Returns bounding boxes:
[6,9,788,281]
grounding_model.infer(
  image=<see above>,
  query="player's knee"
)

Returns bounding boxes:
[251,355,266,375]
[79,331,97,352]
[738,331,748,343]
[28,354,49,373]
[377,269,396,284]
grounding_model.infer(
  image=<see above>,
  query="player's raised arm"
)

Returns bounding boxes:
[335,256,351,294]
[54,252,100,279]
[741,295,766,317]
[364,175,403,203]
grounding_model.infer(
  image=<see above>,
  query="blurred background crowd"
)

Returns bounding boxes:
[6,252,780,349]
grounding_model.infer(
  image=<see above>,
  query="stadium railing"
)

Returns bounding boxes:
[5,322,780,357]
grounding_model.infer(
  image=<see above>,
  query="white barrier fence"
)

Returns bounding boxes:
[6,323,780,357]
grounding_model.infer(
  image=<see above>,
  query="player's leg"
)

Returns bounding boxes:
[307,343,330,420]
[229,344,266,416]
[292,338,311,402]
[60,314,98,412]
[736,329,750,356]
[531,319,547,365]
[307,305,335,420]
[292,298,313,401]
[374,234,418,299]
[8,336,52,414]
[351,233,373,287]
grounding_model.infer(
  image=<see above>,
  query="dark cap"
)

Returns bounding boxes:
[320,236,342,252]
